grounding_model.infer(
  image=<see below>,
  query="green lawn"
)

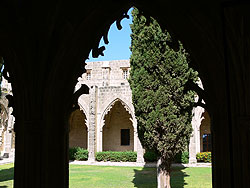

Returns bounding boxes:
[0,163,14,188]
[0,163,212,188]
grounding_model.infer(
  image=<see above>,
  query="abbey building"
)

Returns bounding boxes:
[0,60,211,163]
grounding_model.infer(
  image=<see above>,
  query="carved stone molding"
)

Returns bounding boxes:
[101,98,134,128]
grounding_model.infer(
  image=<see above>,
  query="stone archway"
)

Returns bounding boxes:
[0,1,248,187]
[189,105,211,163]
[102,100,134,151]
[0,104,8,153]
[68,109,88,149]
[200,111,211,152]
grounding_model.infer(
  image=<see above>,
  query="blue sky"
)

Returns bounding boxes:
[87,8,133,62]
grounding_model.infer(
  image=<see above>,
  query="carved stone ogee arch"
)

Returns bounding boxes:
[97,97,137,153]
[100,98,135,128]
[78,103,89,129]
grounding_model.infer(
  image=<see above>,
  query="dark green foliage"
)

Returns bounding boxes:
[0,57,4,96]
[143,150,158,162]
[196,152,211,163]
[174,151,189,164]
[129,8,197,166]
[69,147,88,161]
[95,151,137,162]
[69,147,78,160]
[75,148,88,161]
[144,150,189,164]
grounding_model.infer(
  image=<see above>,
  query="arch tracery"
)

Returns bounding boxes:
[100,98,135,128]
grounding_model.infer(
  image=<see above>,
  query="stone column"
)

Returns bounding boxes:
[133,128,137,152]
[3,107,14,157]
[134,119,144,163]
[219,5,250,187]
[189,101,204,164]
[3,129,11,154]
[88,86,97,162]
[96,118,104,152]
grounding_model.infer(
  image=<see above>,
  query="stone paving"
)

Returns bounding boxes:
[0,157,14,165]
[69,160,211,168]
[0,157,211,168]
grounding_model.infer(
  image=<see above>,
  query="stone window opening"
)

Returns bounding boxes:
[102,67,110,79]
[202,133,211,152]
[86,72,91,80]
[121,129,130,146]
[123,69,128,80]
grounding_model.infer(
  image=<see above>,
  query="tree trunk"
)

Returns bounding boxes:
[157,158,171,188]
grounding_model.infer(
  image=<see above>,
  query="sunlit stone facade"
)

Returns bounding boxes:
[1,60,210,163]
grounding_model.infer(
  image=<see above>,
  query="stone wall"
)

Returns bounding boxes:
[0,60,210,163]
[0,76,15,157]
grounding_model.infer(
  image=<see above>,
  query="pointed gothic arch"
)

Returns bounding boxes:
[68,108,88,149]
[101,98,135,152]
[100,97,135,127]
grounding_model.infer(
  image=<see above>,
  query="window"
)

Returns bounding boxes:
[203,134,211,152]
[102,67,110,79]
[121,129,130,145]
[86,72,91,80]
[123,69,128,79]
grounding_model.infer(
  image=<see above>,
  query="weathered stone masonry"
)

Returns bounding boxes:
[70,60,210,163]
[0,60,210,163]
[0,76,15,158]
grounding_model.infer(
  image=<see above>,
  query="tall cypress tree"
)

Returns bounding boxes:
[129,8,198,188]
[0,57,4,96]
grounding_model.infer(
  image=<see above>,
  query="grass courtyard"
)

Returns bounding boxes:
[0,163,212,188]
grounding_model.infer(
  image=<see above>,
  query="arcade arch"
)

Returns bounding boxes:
[102,99,134,151]
[68,109,88,149]
[200,111,211,152]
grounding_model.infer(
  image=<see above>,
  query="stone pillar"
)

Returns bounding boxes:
[96,118,104,152]
[14,118,46,188]
[134,119,144,163]
[88,86,97,162]
[3,129,11,154]
[3,107,15,157]
[218,4,250,187]
[133,128,137,152]
[189,103,204,164]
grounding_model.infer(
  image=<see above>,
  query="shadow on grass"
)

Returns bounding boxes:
[132,166,157,188]
[170,166,189,188]
[0,167,14,182]
[132,164,189,188]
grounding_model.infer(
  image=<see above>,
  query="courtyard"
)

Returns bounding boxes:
[0,163,212,188]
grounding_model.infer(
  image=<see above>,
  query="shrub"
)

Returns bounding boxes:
[75,148,88,161]
[96,151,137,162]
[143,150,158,162]
[196,152,211,163]
[69,147,88,161]
[143,150,189,164]
[175,151,189,164]
[69,147,78,160]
